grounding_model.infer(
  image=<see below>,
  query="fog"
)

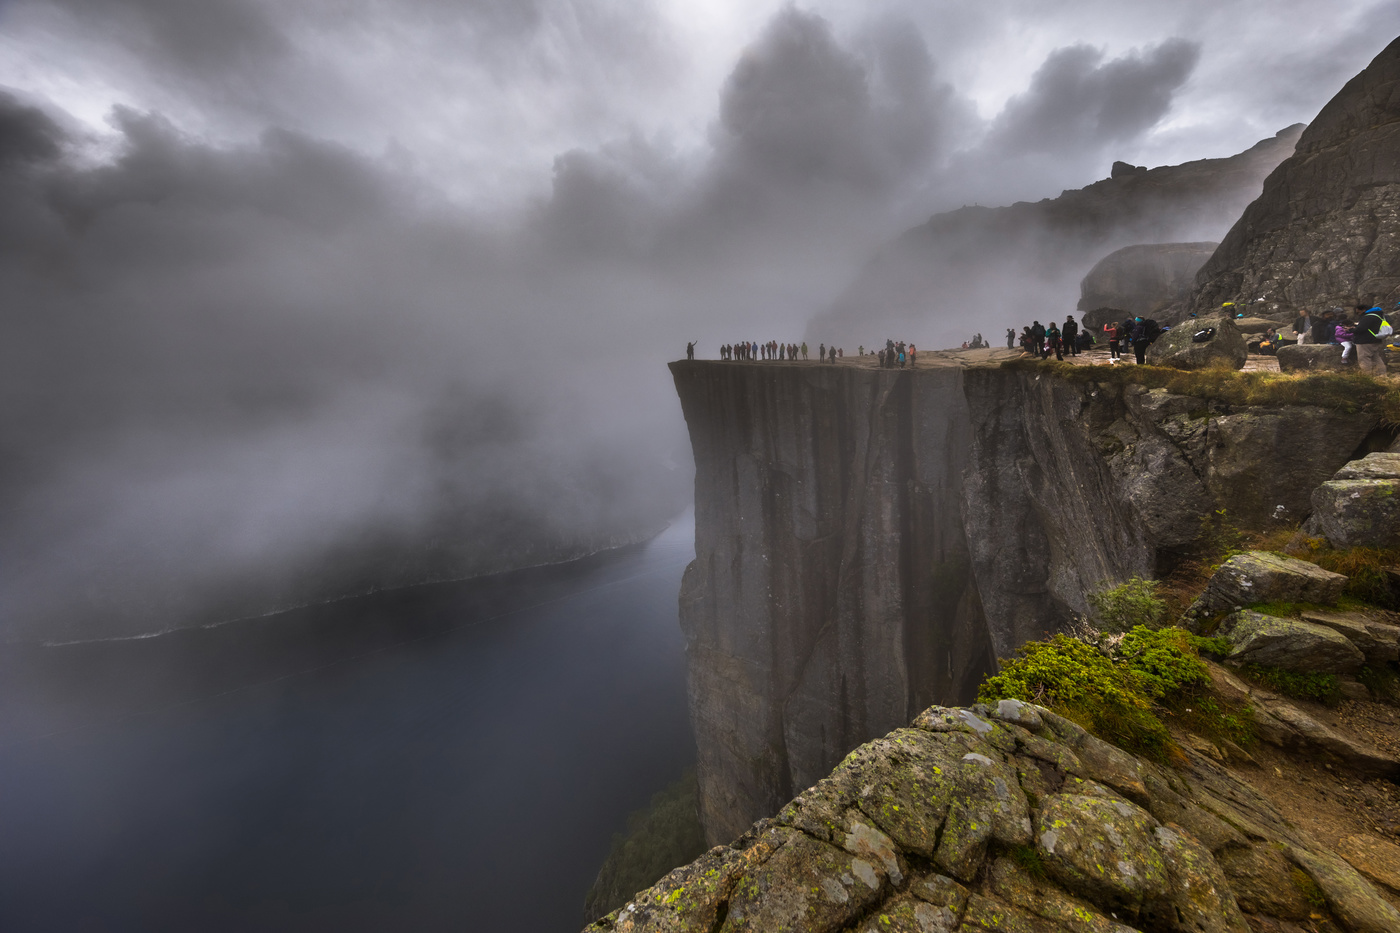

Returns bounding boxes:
[2,0,1398,641]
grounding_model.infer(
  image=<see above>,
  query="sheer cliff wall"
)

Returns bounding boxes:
[670,360,1384,845]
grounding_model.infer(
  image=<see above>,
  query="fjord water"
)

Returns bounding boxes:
[0,512,695,932]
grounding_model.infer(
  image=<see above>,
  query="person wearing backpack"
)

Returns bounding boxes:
[1131,317,1151,364]
[1354,306,1389,375]
[1045,322,1063,361]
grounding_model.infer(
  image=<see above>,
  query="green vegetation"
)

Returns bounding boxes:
[583,770,707,923]
[978,627,1210,761]
[1088,577,1167,632]
[1180,696,1258,749]
[1002,357,1400,422]
[1297,544,1400,610]
[1292,867,1329,912]
[1238,664,1341,705]
[1009,843,1048,879]
[1358,665,1400,703]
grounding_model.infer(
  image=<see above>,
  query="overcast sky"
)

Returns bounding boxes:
[2,0,1397,640]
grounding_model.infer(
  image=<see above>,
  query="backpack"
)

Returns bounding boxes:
[1191,328,1216,343]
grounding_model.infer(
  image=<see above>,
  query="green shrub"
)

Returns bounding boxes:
[1238,665,1341,705]
[1088,578,1168,632]
[1186,634,1233,658]
[1182,696,1259,749]
[979,634,1172,759]
[1113,627,1211,698]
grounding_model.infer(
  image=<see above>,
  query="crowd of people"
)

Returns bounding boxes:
[1290,304,1396,375]
[691,300,1397,377]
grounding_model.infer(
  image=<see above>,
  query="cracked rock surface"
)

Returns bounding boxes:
[583,700,1400,933]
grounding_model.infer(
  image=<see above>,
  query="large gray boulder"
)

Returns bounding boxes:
[1145,313,1247,370]
[1277,343,1348,372]
[1219,610,1366,673]
[1183,551,1349,631]
[1077,242,1218,320]
[1310,452,1400,548]
[1193,37,1400,313]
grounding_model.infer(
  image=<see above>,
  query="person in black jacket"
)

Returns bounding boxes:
[1131,317,1151,364]
[1354,306,1388,375]
[1030,321,1046,358]
[1062,315,1080,357]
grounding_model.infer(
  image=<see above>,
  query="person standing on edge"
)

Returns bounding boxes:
[1030,321,1046,358]
[1045,321,1063,361]
[686,341,695,360]
[1006,328,1015,349]
[1062,315,1079,357]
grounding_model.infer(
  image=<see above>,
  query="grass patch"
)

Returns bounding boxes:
[1088,577,1168,632]
[1237,665,1341,705]
[978,627,1210,761]
[1303,546,1400,609]
[1001,357,1400,422]
[1009,843,1048,879]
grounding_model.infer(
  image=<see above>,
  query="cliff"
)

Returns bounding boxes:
[807,126,1303,347]
[1077,242,1218,328]
[1193,36,1400,312]
[669,361,995,846]
[671,358,1389,846]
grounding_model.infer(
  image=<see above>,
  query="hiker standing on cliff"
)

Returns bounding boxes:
[1131,317,1152,364]
[1045,322,1063,361]
[1006,328,1015,349]
[1062,316,1079,357]
[1029,321,1046,358]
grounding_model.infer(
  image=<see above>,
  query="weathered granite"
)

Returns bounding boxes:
[1183,552,1348,631]
[584,701,1393,933]
[1310,452,1400,548]
[1193,37,1400,313]
[1144,312,1248,370]
[1218,610,1366,673]
[1276,343,1348,372]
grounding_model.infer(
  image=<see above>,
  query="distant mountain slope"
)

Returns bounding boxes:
[808,125,1304,347]
[1192,36,1400,313]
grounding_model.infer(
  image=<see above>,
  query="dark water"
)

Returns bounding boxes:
[0,513,695,932]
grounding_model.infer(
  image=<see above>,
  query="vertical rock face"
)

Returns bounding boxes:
[669,362,995,845]
[1193,36,1400,311]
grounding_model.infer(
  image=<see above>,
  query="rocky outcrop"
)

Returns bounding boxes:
[809,127,1303,345]
[672,362,1383,847]
[1193,37,1400,313]
[1144,312,1247,370]
[583,700,1400,933]
[1309,452,1400,548]
[1078,242,1218,321]
[1182,551,1349,630]
[1217,610,1366,673]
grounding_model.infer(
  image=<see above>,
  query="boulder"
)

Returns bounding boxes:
[1277,343,1348,372]
[1300,609,1400,663]
[1183,551,1348,631]
[1288,847,1400,933]
[1145,312,1247,370]
[1036,794,1170,910]
[1218,610,1366,673]
[1232,316,1278,334]
[1310,453,1400,548]
[1078,243,1218,320]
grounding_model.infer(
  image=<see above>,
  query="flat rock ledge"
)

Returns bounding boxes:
[583,701,1400,933]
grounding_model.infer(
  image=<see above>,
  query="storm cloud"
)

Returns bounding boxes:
[1,1,1396,641]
